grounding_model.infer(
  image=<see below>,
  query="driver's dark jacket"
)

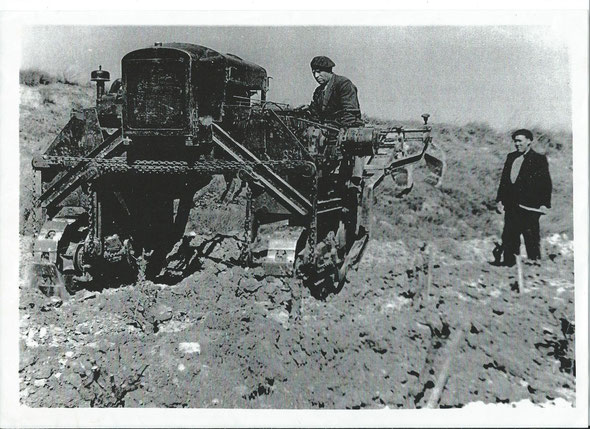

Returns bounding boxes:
[309,74,363,127]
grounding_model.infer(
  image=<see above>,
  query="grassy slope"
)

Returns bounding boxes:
[19,81,573,243]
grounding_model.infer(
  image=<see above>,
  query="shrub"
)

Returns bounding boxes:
[19,69,58,86]
[38,86,55,104]
[56,68,81,86]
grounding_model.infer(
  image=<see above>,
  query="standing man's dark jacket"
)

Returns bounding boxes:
[496,149,552,210]
[309,74,363,127]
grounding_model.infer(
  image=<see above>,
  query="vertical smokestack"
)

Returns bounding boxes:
[90,65,110,105]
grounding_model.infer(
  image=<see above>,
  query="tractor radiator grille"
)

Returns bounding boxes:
[125,58,189,130]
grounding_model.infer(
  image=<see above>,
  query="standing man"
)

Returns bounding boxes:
[495,129,552,266]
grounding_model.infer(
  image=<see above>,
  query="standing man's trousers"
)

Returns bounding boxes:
[502,205,542,263]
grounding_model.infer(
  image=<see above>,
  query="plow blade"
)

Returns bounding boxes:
[424,143,446,188]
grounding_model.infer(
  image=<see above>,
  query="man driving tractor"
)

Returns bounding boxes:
[299,55,366,248]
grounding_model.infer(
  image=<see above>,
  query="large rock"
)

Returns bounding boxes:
[178,342,201,355]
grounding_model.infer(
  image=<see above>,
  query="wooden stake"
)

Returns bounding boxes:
[516,255,524,292]
[413,244,427,307]
[426,245,434,302]
[409,330,435,408]
[425,325,466,408]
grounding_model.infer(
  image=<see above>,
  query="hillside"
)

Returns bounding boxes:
[19,81,95,234]
[18,79,575,410]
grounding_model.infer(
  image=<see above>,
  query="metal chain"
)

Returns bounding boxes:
[85,187,96,257]
[240,185,253,264]
[37,156,309,168]
[308,173,319,266]
[37,156,313,176]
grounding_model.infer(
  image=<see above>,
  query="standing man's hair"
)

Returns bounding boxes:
[511,129,534,141]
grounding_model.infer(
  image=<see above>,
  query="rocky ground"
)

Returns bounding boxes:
[18,78,576,409]
[18,230,575,408]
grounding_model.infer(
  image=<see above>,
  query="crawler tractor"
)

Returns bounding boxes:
[29,43,444,296]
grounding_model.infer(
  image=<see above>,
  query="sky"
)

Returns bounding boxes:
[20,25,572,130]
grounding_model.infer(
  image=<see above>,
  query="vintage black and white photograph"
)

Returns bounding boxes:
[1,3,588,427]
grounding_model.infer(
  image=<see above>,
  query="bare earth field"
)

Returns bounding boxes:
[17,81,575,409]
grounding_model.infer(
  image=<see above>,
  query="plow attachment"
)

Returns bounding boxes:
[424,142,446,188]
[359,129,445,240]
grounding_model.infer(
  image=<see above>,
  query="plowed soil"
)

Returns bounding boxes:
[18,81,575,409]
[18,231,575,408]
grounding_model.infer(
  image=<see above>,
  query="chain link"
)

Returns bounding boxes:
[38,156,313,176]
